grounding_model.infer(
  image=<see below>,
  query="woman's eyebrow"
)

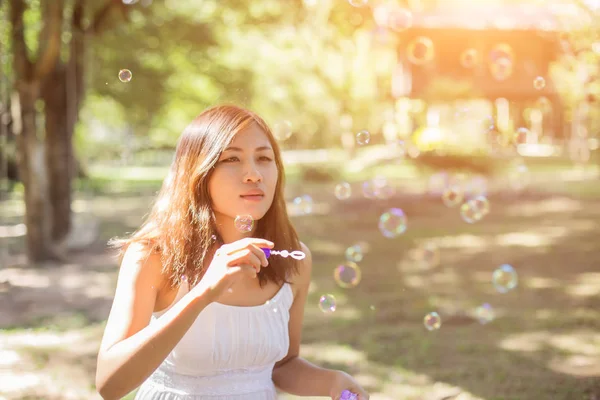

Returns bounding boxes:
[223,146,273,152]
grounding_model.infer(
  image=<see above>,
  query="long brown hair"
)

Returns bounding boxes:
[110,105,300,289]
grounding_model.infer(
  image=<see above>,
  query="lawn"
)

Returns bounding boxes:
[0,159,599,400]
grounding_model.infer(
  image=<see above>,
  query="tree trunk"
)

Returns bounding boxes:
[42,66,73,249]
[41,1,87,250]
[11,82,59,261]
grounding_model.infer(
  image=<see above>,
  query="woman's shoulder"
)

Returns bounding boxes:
[118,241,166,290]
[288,241,312,287]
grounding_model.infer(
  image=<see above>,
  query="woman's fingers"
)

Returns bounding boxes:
[248,244,269,267]
[226,248,263,273]
[221,238,274,256]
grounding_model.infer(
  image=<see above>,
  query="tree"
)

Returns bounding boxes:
[7,0,133,261]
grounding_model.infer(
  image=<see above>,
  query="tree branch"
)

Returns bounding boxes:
[88,0,129,35]
[34,0,64,80]
[9,0,33,81]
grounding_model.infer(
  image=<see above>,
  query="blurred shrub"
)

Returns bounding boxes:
[298,164,342,183]
[413,152,500,176]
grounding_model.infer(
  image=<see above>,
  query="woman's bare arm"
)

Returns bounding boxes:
[272,243,339,396]
[95,244,212,400]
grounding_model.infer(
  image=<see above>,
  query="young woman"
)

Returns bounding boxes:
[95,105,369,400]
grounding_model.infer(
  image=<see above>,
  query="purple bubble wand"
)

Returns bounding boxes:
[341,390,358,400]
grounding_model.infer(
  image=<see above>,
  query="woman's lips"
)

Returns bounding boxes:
[240,195,264,202]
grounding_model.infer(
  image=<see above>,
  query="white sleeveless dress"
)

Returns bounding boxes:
[134,281,294,399]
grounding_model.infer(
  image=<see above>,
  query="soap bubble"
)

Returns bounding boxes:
[319,294,337,313]
[460,199,481,224]
[273,120,293,141]
[460,48,479,68]
[348,0,368,7]
[334,262,362,288]
[442,185,464,207]
[388,8,412,32]
[414,242,440,268]
[345,245,364,263]
[234,214,254,233]
[118,69,132,82]
[474,303,495,324]
[293,195,313,215]
[373,176,395,199]
[378,208,407,238]
[490,57,513,81]
[334,182,352,200]
[356,130,370,145]
[407,36,435,65]
[493,264,518,293]
[464,175,488,199]
[362,176,394,200]
[472,195,490,217]
[424,312,441,331]
[533,76,546,90]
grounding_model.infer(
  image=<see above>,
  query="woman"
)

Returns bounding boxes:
[95,105,369,400]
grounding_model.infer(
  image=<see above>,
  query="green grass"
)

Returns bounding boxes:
[1,159,600,399]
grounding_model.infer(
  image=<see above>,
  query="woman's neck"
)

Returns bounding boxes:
[213,214,257,244]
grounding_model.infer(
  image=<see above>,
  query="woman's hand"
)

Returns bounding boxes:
[330,370,369,400]
[193,237,274,302]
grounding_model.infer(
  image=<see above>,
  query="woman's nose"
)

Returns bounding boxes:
[243,163,262,183]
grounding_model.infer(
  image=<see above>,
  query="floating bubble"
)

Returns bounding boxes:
[319,294,337,313]
[334,262,362,289]
[345,245,364,263]
[460,199,482,224]
[407,36,435,65]
[356,130,370,145]
[335,182,352,200]
[489,43,514,64]
[424,312,441,331]
[474,303,495,324]
[533,76,546,90]
[348,0,368,7]
[472,195,490,217]
[362,176,394,200]
[354,241,371,254]
[442,185,464,207]
[490,57,513,81]
[373,176,395,200]
[513,127,530,145]
[293,195,313,214]
[273,120,293,141]
[118,69,132,82]
[361,180,378,199]
[234,214,254,233]
[414,242,440,268]
[460,48,479,68]
[378,208,407,238]
[464,175,488,199]
[388,8,412,32]
[493,264,518,293]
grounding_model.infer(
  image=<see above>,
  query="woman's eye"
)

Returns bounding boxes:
[259,156,273,162]
[221,156,239,163]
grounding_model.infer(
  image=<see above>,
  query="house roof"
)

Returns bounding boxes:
[407,2,591,31]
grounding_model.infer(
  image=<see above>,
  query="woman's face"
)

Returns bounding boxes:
[208,123,278,224]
